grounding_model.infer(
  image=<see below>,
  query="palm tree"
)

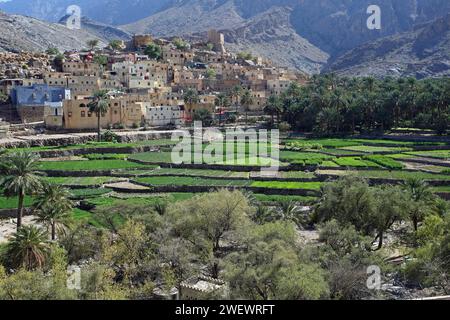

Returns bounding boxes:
[230,85,243,115]
[278,200,303,228]
[264,94,282,125]
[215,93,230,126]
[87,39,99,51]
[403,177,434,231]
[33,184,73,240]
[7,225,49,270]
[34,203,72,241]
[0,152,42,230]
[183,88,200,122]
[88,90,110,142]
[240,89,254,129]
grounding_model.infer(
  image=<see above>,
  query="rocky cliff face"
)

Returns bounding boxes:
[325,13,450,79]
[0,0,174,25]
[1,0,450,77]
[0,11,105,52]
[0,10,130,53]
[120,0,450,75]
[222,7,329,74]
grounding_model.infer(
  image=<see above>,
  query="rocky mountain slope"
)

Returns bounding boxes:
[59,15,131,41]
[1,0,450,76]
[325,13,450,79]
[222,7,329,74]
[0,0,174,25]
[120,0,450,74]
[0,10,126,53]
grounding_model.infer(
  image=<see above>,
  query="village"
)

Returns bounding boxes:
[0,30,305,136]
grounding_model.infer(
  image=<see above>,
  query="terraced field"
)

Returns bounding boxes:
[3,137,450,230]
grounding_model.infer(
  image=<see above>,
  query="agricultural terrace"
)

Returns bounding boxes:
[1,137,450,230]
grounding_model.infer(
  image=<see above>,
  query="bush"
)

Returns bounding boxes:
[278,122,291,132]
[102,130,119,142]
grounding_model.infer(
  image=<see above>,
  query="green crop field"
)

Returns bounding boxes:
[279,171,316,179]
[137,168,250,178]
[251,181,322,190]
[363,155,405,169]
[37,160,152,171]
[253,194,317,203]
[352,170,450,181]
[43,176,125,186]
[82,154,129,160]
[279,151,333,165]
[135,176,251,187]
[339,145,412,153]
[333,157,381,168]
[404,150,450,159]
[0,195,34,209]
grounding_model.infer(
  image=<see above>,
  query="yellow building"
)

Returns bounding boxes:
[63,97,146,130]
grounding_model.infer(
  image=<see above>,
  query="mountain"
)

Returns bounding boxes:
[0,10,120,52]
[59,15,131,41]
[221,7,329,74]
[325,13,450,79]
[120,0,450,74]
[1,0,450,76]
[0,0,173,25]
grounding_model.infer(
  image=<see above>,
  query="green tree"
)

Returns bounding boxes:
[240,89,254,129]
[0,151,42,229]
[206,68,216,79]
[88,90,110,142]
[93,55,108,66]
[193,109,213,126]
[34,202,72,241]
[109,40,123,51]
[6,225,49,270]
[87,39,99,51]
[169,190,252,278]
[226,222,329,299]
[144,43,162,60]
[215,93,230,126]
[264,94,282,125]
[173,38,188,50]
[403,178,434,231]
[45,47,60,55]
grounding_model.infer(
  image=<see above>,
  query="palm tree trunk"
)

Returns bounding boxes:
[245,111,248,129]
[17,192,24,230]
[377,231,383,250]
[97,114,101,142]
[413,217,418,232]
[51,222,56,241]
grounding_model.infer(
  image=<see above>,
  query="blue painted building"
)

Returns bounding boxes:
[11,84,69,107]
[10,84,71,123]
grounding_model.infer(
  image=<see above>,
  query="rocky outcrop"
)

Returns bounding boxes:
[325,13,450,78]
[221,7,329,74]
[0,10,107,53]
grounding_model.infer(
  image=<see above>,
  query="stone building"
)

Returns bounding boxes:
[11,84,70,123]
[132,34,153,49]
[62,62,102,77]
[207,29,226,54]
[62,96,146,130]
[141,103,183,127]
[180,276,228,300]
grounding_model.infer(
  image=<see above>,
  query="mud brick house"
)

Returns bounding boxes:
[11,84,70,123]
[63,96,146,130]
[141,103,183,127]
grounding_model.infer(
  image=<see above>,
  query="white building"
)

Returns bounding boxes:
[141,103,183,126]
